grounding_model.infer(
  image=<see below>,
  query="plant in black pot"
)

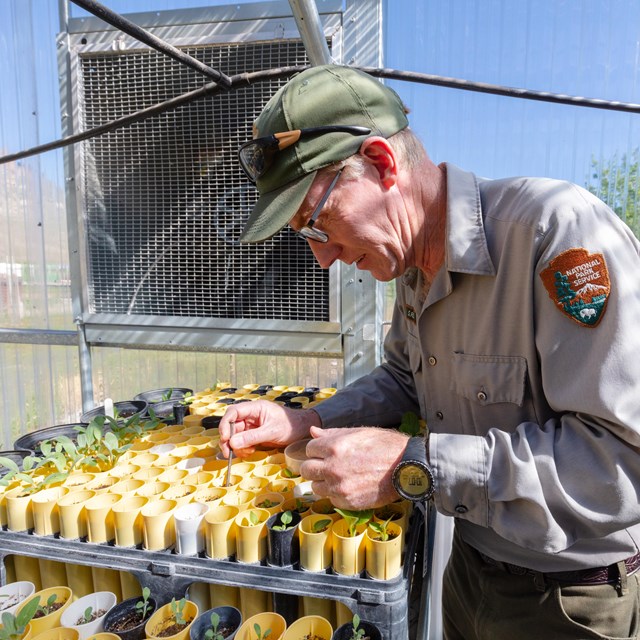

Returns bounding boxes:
[103,587,156,640]
[13,423,87,454]
[0,451,33,475]
[80,400,148,424]
[134,388,193,405]
[332,615,381,640]
[190,606,242,640]
[266,510,302,568]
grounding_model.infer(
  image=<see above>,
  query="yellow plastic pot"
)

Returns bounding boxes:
[112,495,148,547]
[299,514,333,572]
[281,615,333,640]
[204,505,239,559]
[32,486,67,536]
[141,498,177,551]
[19,586,73,635]
[236,612,286,640]
[57,490,96,540]
[85,493,121,543]
[144,600,198,640]
[5,485,35,532]
[30,626,79,640]
[365,521,403,580]
[234,508,269,564]
[331,520,367,577]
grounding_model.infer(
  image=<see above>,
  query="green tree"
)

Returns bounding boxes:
[587,148,640,238]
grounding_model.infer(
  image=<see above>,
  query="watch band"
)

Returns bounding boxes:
[402,435,429,466]
[392,436,434,502]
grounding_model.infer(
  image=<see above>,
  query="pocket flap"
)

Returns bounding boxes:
[451,353,527,406]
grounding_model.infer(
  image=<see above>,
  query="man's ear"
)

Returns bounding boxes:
[359,137,397,189]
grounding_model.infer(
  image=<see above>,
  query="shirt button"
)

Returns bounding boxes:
[477,391,487,402]
[428,356,437,366]
[436,411,444,420]
[455,504,468,514]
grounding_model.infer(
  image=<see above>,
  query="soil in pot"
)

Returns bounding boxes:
[104,594,156,640]
[189,606,242,640]
[74,608,107,625]
[331,617,381,640]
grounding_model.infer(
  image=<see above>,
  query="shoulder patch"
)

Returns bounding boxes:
[540,248,610,327]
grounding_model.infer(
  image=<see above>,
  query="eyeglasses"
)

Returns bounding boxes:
[295,168,343,243]
[238,125,371,183]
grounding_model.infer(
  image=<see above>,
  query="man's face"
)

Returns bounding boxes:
[290,165,408,282]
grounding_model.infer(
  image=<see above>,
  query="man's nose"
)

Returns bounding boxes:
[309,242,342,269]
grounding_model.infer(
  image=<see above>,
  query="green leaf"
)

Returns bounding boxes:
[311,518,332,533]
[0,458,19,474]
[104,432,119,451]
[399,411,420,436]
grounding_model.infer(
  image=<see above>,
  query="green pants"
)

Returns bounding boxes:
[442,528,640,639]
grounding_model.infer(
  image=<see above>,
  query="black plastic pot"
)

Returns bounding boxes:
[146,401,187,425]
[332,620,382,640]
[13,423,88,453]
[266,511,301,568]
[189,605,242,640]
[103,595,157,640]
[200,415,221,429]
[80,400,148,424]
[0,450,33,475]
[133,388,193,405]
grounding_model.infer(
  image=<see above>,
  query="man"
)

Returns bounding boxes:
[219,64,640,639]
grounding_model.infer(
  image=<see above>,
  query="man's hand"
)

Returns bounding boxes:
[300,426,409,509]
[218,400,319,458]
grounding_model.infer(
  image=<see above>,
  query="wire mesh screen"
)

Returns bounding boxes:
[79,40,329,320]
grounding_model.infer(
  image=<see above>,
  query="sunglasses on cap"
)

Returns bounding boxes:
[238,125,371,183]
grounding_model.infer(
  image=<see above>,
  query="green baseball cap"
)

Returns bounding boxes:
[239,64,409,244]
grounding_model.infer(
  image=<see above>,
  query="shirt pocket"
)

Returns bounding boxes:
[450,353,532,434]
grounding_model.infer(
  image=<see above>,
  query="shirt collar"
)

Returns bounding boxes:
[444,163,495,276]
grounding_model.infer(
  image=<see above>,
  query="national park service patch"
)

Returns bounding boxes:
[540,248,610,327]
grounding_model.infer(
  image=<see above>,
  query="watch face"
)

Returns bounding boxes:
[397,464,430,498]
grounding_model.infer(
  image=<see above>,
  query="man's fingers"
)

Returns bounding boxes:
[310,480,330,497]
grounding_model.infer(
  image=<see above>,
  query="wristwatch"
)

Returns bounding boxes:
[392,436,434,502]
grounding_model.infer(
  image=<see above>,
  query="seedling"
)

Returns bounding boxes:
[253,623,272,640]
[161,389,174,402]
[135,587,152,621]
[311,518,332,533]
[242,511,261,527]
[271,511,293,531]
[204,611,224,640]
[368,516,398,542]
[170,598,186,627]
[280,467,298,478]
[257,498,278,509]
[35,593,59,618]
[82,606,94,624]
[350,614,365,640]
[334,509,373,537]
[180,392,195,406]
[0,595,39,640]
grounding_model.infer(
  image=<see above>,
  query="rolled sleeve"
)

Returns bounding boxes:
[431,432,488,526]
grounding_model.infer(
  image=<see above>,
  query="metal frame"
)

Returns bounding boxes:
[56,0,383,405]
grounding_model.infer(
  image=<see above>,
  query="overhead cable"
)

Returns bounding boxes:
[69,0,232,87]
[2,66,640,166]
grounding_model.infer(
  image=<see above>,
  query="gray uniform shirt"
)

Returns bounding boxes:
[314,162,640,571]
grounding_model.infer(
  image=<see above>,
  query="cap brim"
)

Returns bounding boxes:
[239,171,318,244]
